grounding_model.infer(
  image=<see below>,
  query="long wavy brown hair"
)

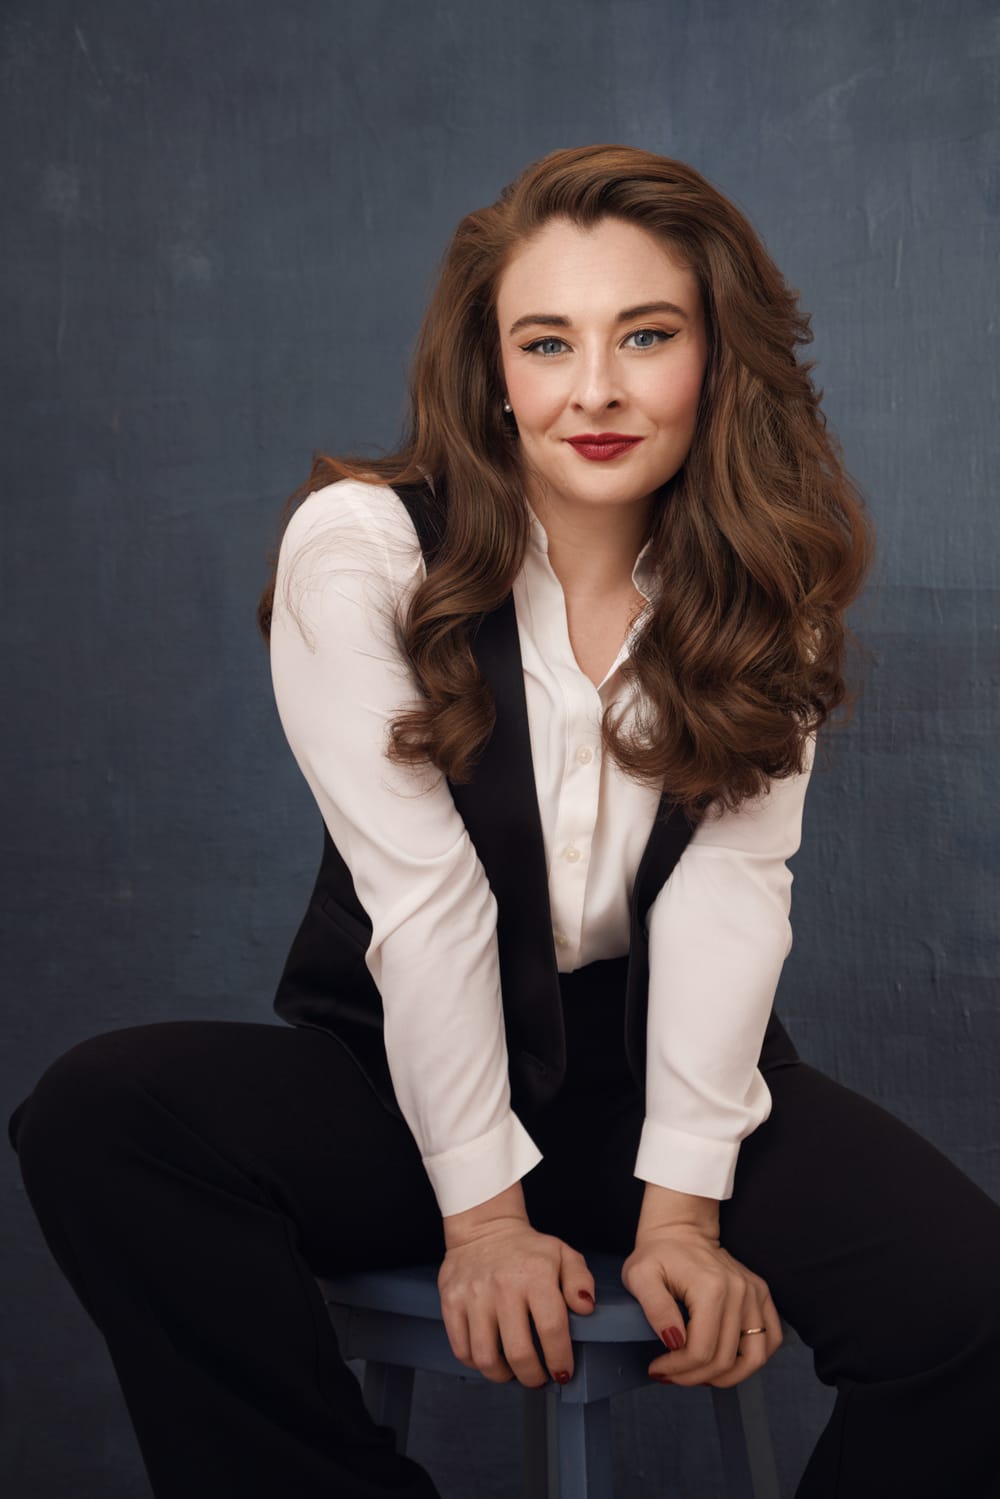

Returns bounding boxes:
[257,144,874,816]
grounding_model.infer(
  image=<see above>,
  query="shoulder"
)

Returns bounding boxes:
[277,476,425,594]
[281,475,420,555]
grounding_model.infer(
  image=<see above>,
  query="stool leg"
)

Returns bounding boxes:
[710,1380,781,1499]
[362,1360,416,1452]
[523,1384,560,1498]
[558,1395,612,1499]
[524,1388,546,1499]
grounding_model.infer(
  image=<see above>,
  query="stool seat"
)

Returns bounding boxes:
[318,1250,790,1497]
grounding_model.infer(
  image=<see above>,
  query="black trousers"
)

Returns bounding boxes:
[9,957,1000,1498]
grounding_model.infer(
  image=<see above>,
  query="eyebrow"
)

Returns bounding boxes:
[507,300,690,337]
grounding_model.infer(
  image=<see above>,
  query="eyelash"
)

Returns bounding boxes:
[520,329,678,357]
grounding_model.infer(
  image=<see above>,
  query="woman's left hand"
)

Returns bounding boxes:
[621,1222,783,1388]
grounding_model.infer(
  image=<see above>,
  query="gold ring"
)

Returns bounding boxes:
[740,1327,766,1336]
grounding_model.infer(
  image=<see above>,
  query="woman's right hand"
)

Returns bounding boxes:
[438,1185,596,1388]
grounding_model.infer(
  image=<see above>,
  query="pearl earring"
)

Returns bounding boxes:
[502,397,513,414]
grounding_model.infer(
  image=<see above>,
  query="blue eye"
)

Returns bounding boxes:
[624,328,675,349]
[523,336,570,356]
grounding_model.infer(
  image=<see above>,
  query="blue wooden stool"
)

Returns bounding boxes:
[317,1249,791,1497]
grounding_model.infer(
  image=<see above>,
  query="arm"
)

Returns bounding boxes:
[268,479,542,1218]
[271,493,595,1390]
[634,729,817,1202]
[623,738,816,1385]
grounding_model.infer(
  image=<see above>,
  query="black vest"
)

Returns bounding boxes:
[272,478,697,1128]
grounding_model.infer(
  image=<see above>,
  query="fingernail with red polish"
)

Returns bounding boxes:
[660,1326,685,1350]
[578,1289,594,1304]
[553,1370,570,1385]
[655,1374,674,1384]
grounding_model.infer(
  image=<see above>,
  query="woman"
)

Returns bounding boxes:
[9,145,1000,1498]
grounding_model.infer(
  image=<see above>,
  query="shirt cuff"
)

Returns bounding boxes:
[633,1117,744,1201]
[421,1110,544,1218]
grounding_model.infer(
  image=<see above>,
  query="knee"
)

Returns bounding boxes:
[886,1202,1000,1380]
[10,1028,155,1192]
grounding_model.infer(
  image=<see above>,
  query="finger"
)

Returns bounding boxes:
[655,1277,742,1386]
[759,1285,784,1355]
[560,1243,597,1315]
[645,1270,735,1380]
[528,1283,575,1385]
[440,1300,475,1370]
[467,1302,514,1384]
[707,1283,785,1385]
[711,1282,753,1379]
[720,1283,784,1382]
[626,1261,696,1365]
[495,1294,549,1389]
[707,1287,770,1388]
[744,1273,784,1354]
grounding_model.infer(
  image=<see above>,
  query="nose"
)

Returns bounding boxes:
[569,345,624,414]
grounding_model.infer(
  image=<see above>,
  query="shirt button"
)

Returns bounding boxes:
[553,930,568,948]
[564,845,581,863]
[575,746,593,765]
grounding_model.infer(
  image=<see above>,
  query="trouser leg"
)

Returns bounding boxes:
[534,973,1000,1499]
[718,1048,1000,1499]
[8,1020,447,1499]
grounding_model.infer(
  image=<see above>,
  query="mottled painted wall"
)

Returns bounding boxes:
[3,1,997,1494]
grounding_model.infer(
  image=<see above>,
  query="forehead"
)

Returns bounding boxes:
[496,216,699,317]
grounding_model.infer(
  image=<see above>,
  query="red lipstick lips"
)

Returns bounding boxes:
[566,432,644,462]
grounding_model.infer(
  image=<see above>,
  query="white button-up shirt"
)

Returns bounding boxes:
[269,478,815,1217]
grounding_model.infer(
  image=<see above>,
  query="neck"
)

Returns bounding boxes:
[525,484,653,598]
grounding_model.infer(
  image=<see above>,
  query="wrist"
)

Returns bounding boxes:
[636,1181,720,1241]
[442,1179,530,1249]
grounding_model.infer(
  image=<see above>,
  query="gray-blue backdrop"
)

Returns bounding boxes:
[3,1,998,1494]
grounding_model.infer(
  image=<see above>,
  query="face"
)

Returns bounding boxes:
[496,215,708,524]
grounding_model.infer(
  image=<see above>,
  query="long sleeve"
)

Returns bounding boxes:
[633,731,817,1199]
[268,479,542,1217]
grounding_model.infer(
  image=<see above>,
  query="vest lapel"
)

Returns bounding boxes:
[448,594,567,1116]
[625,797,696,1087]
[394,478,566,1116]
